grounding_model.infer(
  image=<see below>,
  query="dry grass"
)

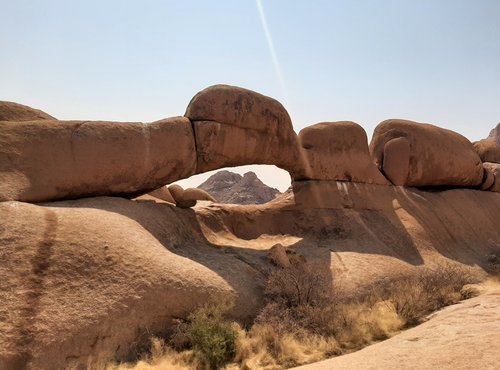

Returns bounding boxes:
[106,261,481,370]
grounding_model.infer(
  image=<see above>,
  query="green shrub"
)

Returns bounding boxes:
[187,299,237,370]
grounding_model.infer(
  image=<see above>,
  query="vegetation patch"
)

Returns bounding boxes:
[108,261,481,370]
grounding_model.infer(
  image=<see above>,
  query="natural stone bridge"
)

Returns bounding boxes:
[1,84,499,203]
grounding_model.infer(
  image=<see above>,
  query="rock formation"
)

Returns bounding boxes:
[167,184,215,208]
[197,170,281,204]
[296,121,389,184]
[482,162,500,193]
[185,84,304,177]
[148,186,175,203]
[2,182,500,369]
[370,119,484,187]
[473,123,500,164]
[1,85,500,369]
[0,117,196,202]
[0,101,55,122]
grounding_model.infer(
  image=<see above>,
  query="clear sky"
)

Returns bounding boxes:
[1,0,499,191]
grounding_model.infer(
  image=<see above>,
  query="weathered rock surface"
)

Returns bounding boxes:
[0,101,55,122]
[167,184,215,208]
[1,182,500,369]
[2,184,500,369]
[0,117,196,202]
[474,140,500,164]
[148,186,175,203]
[473,124,500,164]
[382,137,411,186]
[0,198,262,370]
[297,121,389,184]
[198,170,281,204]
[480,164,496,190]
[483,162,500,192]
[185,85,304,176]
[370,119,483,187]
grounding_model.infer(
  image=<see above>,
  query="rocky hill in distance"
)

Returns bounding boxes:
[197,170,281,204]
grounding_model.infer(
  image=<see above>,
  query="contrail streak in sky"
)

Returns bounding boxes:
[256,0,290,108]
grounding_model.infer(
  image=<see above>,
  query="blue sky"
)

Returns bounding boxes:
[1,0,499,190]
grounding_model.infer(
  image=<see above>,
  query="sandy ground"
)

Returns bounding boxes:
[293,282,500,370]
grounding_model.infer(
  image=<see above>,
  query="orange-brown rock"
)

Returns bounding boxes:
[0,197,262,370]
[1,182,500,369]
[483,162,500,192]
[185,85,303,176]
[480,164,495,190]
[297,121,389,184]
[148,186,175,203]
[474,139,500,164]
[0,101,55,122]
[0,117,196,202]
[370,119,483,187]
[183,188,216,203]
[167,185,215,208]
[382,137,411,186]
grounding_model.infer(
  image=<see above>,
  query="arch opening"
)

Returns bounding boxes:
[172,164,291,205]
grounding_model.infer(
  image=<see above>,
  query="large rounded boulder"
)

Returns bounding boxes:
[185,85,304,177]
[370,119,483,187]
[296,121,389,184]
[0,101,55,122]
[0,117,197,202]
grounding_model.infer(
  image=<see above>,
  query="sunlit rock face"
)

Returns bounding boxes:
[370,119,484,187]
[185,84,305,177]
[0,117,197,202]
[474,123,500,164]
[296,121,389,184]
[0,101,55,122]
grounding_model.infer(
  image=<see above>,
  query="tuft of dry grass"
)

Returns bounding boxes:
[106,337,197,370]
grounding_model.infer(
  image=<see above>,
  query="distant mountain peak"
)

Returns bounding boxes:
[198,170,280,204]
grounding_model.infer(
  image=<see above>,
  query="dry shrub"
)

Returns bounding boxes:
[264,262,330,307]
[365,262,480,326]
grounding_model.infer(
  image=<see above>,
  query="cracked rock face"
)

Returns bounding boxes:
[370,119,484,187]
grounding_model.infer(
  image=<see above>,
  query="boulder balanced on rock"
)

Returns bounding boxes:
[167,184,216,208]
[296,121,389,184]
[370,119,483,187]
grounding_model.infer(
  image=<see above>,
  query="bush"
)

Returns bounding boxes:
[368,263,480,326]
[264,261,330,308]
[186,299,237,370]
